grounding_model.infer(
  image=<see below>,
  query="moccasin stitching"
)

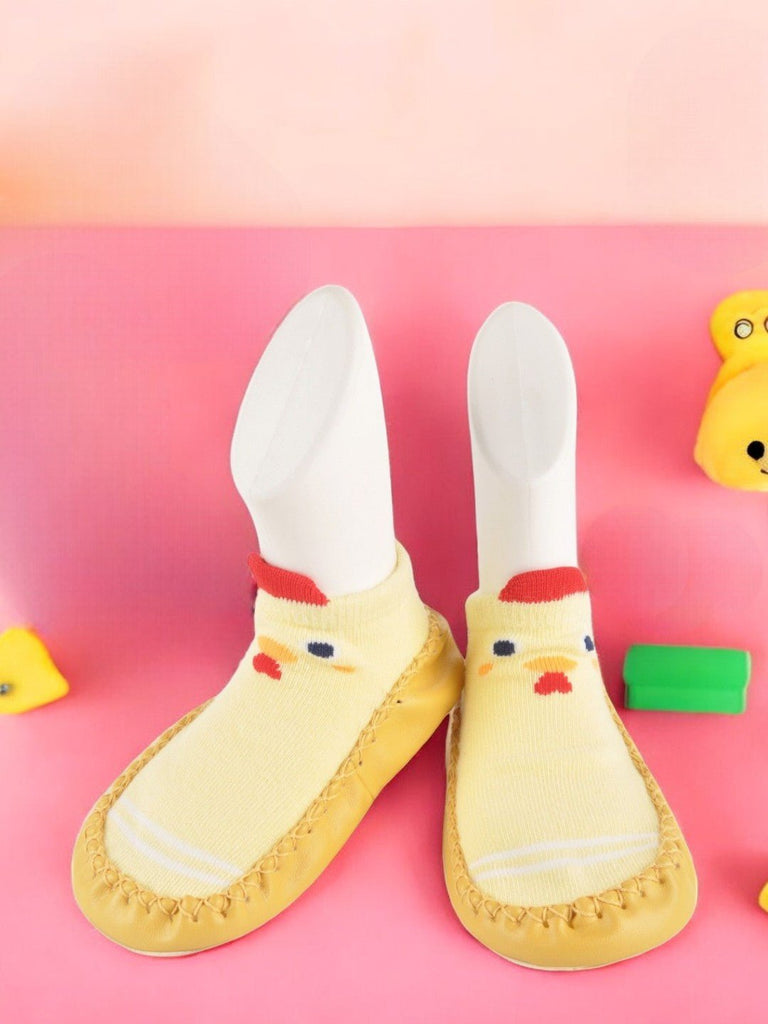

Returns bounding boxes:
[446,699,688,927]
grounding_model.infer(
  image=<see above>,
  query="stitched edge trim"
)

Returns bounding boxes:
[82,609,445,923]
[445,696,688,928]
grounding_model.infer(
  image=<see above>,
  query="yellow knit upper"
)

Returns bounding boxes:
[104,543,429,897]
[456,572,659,907]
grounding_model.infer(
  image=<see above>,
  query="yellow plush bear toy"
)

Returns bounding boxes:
[695,290,768,490]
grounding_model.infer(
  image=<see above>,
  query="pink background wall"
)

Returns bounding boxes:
[2,226,768,1020]
[2,2,768,224]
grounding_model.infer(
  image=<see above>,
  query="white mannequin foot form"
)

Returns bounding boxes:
[231,285,396,596]
[468,302,577,593]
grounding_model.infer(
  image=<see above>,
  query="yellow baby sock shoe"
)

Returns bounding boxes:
[443,567,697,970]
[73,542,462,955]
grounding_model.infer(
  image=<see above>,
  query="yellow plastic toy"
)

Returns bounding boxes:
[0,627,69,714]
[695,290,768,490]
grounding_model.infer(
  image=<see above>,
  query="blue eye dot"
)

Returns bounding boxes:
[307,642,334,659]
[493,640,516,657]
[584,635,595,652]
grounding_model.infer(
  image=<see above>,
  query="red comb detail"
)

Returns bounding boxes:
[498,567,587,604]
[247,553,329,605]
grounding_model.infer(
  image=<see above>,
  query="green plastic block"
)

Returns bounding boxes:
[623,644,750,714]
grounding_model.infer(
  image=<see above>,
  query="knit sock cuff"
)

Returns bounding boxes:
[254,541,426,633]
[466,566,593,634]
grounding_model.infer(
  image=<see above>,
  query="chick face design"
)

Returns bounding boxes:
[695,290,768,491]
[253,634,355,680]
[479,635,596,696]
[468,568,601,711]
[477,622,598,697]
[247,553,356,680]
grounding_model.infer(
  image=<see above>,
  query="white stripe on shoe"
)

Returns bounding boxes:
[468,831,659,871]
[109,807,237,889]
[118,796,242,876]
[471,838,659,882]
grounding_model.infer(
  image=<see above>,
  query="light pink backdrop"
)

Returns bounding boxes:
[2,227,767,1021]
[2,2,768,224]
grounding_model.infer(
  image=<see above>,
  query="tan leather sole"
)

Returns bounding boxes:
[72,609,464,955]
[443,700,698,970]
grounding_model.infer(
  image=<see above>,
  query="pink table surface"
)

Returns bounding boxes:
[1,227,767,1022]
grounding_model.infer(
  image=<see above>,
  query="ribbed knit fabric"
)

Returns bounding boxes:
[104,542,429,898]
[456,568,659,907]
